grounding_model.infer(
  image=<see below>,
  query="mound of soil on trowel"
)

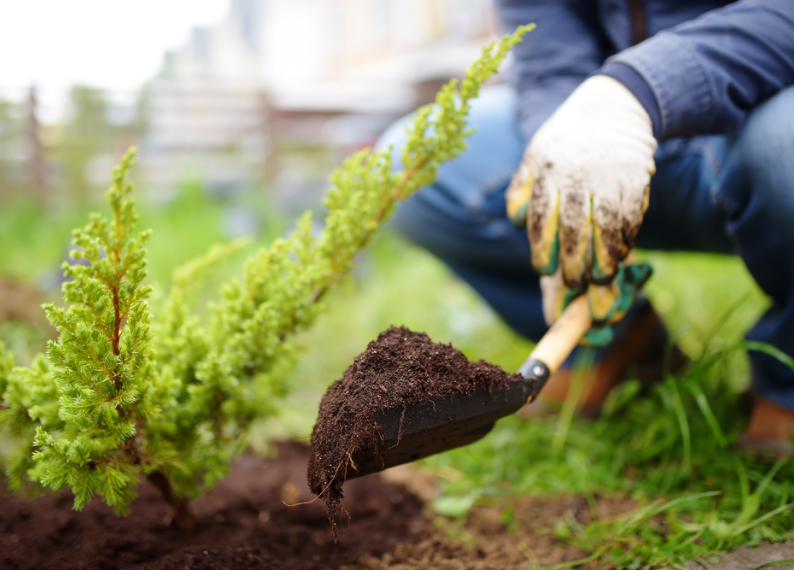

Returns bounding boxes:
[308,326,522,537]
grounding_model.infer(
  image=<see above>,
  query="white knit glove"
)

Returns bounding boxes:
[507,75,657,332]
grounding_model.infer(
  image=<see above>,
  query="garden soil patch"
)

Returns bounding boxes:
[0,442,427,570]
[308,326,522,534]
[355,493,638,570]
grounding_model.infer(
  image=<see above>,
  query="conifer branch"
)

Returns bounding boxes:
[0,25,534,520]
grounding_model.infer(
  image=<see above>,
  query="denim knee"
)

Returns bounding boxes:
[725,85,794,217]
[375,119,445,252]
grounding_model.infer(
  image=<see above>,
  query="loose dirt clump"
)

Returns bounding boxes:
[308,326,522,536]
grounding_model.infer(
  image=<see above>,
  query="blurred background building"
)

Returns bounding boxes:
[0,0,498,211]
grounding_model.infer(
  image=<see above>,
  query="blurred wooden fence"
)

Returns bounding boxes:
[0,85,273,204]
[0,84,398,210]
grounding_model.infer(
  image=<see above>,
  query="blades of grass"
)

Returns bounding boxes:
[741,341,794,373]
[601,379,641,418]
[567,451,599,520]
[730,458,789,530]
[552,349,596,453]
[529,547,607,570]
[700,293,751,359]
[735,460,759,525]
[755,458,788,499]
[753,560,794,569]
[777,487,790,509]
[731,503,792,537]
[684,334,753,381]
[629,415,678,462]
[674,528,706,550]
[684,352,726,386]
[666,323,692,378]
[617,491,721,535]
[563,508,588,540]
[686,382,727,448]
[664,377,691,471]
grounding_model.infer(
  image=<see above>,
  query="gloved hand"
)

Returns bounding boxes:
[507,75,657,344]
[541,259,653,347]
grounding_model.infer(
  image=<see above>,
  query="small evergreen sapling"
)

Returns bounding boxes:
[0,26,533,525]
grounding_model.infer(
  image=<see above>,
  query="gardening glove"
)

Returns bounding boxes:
[507,75,657,344]
[541,259,653,347]
[507,75,657,286]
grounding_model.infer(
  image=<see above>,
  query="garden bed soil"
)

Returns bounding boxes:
[308,326,522,533]
[0,442,426,570]
[355,493,638,570]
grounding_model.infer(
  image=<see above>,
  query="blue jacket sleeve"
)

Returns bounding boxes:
[494,0,611,140]
[604,0,794,139]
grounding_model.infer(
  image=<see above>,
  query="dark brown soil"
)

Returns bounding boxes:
[0,442,427,570]
[308,326,522,536]
[356,493,638,569]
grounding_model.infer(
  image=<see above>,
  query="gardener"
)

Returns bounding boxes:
[378,1,794,451]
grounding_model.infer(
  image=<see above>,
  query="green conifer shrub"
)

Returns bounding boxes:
[0,26,532,527]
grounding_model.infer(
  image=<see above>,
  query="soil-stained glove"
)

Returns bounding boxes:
[507,75,657,287]
[541,259,653,347]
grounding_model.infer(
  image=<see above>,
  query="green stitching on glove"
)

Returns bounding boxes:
[560,261,653,348]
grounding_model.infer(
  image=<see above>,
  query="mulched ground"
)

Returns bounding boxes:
[0,442,427,570]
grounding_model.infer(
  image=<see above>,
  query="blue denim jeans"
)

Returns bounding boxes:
[377,83,794,410]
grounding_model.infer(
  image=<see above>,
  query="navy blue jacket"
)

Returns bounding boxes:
[494,0,794,140]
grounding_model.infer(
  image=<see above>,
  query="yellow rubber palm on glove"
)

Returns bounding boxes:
[507,75,657,347]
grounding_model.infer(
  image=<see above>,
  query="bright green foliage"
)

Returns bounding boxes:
[18,151,165,513]
[0,26,534,514]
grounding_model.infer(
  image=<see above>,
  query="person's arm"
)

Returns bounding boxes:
[601,0,794,139]
[494,0,611,140]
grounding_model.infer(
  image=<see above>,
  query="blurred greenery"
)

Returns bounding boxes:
[1,182,785,567]
[0,183,284,365]
[0,185,284,281]
[0,98,26,196]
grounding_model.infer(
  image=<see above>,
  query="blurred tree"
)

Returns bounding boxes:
[27,87,46,201]
[0,97,27,199]
[54,86,145,202]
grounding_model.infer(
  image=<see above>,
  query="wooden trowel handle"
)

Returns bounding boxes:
[531,295,592,373]
[518,295,592,400]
